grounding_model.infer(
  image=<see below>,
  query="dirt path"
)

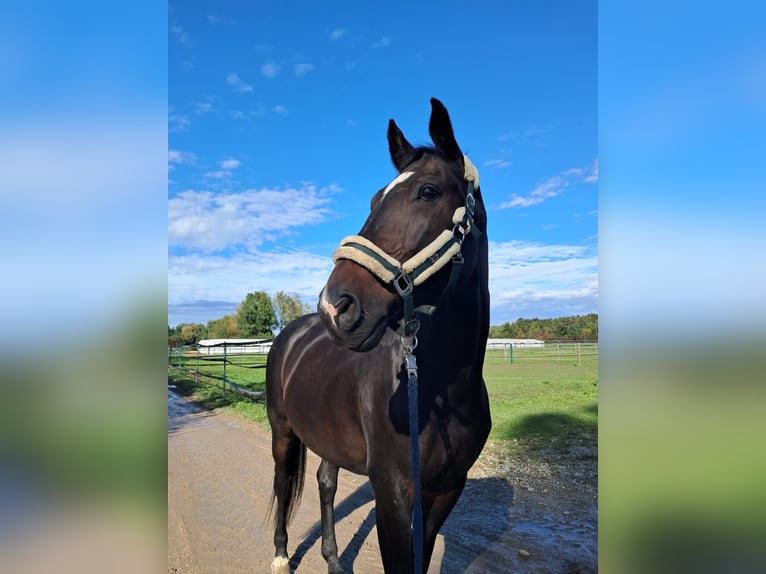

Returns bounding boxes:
[168,389,596,573]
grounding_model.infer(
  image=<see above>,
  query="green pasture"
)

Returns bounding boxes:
[168,349,270,425]
[483,345,597,451]
[168,343,598,453]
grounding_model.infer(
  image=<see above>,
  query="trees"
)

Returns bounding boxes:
[272,291,313,331]
[485,313,598,341]
[206,314,241,338]
[168,322,206,346]
[181,323,205,344]
[172,292,311,344]
[237,291,277,338]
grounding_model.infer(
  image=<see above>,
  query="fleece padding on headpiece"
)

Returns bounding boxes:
[463,155,480,188]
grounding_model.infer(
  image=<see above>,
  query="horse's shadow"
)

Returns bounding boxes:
[438,477,515,572]
[289,476,514,573]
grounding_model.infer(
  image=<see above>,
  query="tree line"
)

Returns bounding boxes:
[168,291,313,347]
[488,313,598,341]
[169,295,598,346]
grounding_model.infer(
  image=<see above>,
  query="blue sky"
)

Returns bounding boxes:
[168,1,598,327]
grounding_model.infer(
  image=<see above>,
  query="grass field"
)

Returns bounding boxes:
[168,349,270,425]
[483,346,598,448]
[168,342,598,457]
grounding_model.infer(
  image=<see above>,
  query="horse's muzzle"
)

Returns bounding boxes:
[317,285,388,352]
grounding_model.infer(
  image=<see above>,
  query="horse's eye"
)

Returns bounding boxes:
[417,185,440,201]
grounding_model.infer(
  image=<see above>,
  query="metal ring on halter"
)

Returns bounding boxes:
[401,334,418,353]
[452,223,467,244]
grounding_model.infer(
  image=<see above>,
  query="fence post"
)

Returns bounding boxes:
[577,343,581,367]
[222,342,227,394]
[508,344,513,364]
[195,343,200,383]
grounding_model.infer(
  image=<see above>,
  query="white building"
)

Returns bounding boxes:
[197,338,273,355]
[486,338,545,349]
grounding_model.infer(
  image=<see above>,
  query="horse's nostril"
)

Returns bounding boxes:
[334,294,353,315]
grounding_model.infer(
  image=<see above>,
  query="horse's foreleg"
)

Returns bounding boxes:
[421,481,466,570]
[317,458,344,574]
[371,475,418,573]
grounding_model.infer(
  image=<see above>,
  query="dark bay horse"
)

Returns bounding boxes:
[266,98,491,573]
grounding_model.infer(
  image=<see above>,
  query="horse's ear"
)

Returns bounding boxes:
[428,98,463,162]
[387,119,415,172]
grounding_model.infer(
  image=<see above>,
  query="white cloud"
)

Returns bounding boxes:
[499,175,568,208]
[168,149,196,169]
[168,183,337,252]
[294,63,315,76]
[202,157,241,180]
[226,72,253,93]
[484,158,511,169]
[372,37,391,49]
[498,158,598,209]
[273,105,288,115]
[168,109,190,133]
[488,239,598,322]
[584,158,598,183]
[202,170,229,180]
[170,23,190,47]
[219,158,240,170]
[192,98,214,114]
[168,250,334,311]
[261,61,281,78]
[329,28,347,41]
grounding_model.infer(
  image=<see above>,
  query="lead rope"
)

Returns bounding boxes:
[402,322,423,573]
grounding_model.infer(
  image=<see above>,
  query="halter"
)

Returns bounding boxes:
[331,155,481,572]
[332,155,481,336]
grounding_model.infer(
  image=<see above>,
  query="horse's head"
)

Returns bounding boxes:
[318,98,486,351]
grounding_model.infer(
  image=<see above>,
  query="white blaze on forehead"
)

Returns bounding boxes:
[382,171,415,197]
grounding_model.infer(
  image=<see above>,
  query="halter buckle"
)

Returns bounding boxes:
[466,190,476,217]
[393,270,414,298]
[452,223,468,244]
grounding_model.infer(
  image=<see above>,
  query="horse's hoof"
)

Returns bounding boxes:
[271,555,290,574]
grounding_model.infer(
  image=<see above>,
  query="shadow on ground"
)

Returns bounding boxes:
[286,477,516,573]
[439,476,515,572]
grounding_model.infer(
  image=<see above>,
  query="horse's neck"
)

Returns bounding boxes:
[420,262,489,388]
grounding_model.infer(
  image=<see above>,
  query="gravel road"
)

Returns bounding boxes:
[168,389,597,573]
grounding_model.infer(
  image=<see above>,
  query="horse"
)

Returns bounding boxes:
[266,98,491,573]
